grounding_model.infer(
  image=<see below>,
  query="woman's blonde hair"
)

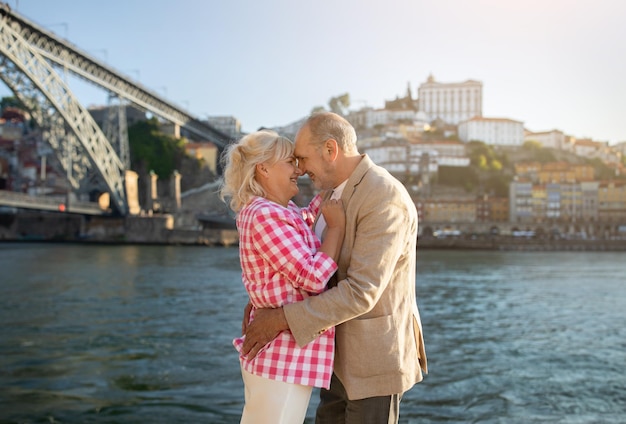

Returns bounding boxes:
[219,130,294,212]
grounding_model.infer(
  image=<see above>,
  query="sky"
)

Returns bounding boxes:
[3,0,626,144]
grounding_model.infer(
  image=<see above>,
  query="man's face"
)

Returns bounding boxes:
[294,126,334,190]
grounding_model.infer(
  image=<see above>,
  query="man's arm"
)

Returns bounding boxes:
[241,301,253,335]
[283,172,413,347]
[241,307,289,358]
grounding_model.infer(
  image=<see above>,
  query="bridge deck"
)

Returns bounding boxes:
[0,190,105,215]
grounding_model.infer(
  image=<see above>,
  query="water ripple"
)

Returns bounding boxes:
[1,244,625,423]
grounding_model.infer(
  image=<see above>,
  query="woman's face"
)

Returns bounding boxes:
[258,155,302,207]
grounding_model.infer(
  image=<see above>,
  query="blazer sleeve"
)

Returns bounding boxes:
[284,174,415,346]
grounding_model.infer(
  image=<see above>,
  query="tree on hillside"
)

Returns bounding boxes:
[483,174,510,197]
[0,96,23,111]
[311,93,351,116]
[128,118,216,192]
[522,140,556,163]
[437,165,479,192]
[467,141,508,172]
[586,157,622,180]
[328,93,350,115]
[128,118,186,178]
[461,141,513,196]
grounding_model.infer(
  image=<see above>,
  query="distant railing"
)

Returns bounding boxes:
[0,190,104,215]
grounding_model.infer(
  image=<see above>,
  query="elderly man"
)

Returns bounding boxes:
[242,111,427,423]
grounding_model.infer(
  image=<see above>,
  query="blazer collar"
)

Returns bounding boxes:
[320,154,374,205]
[341,154,373,202]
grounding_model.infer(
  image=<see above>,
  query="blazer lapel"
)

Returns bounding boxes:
[341,154,373,205]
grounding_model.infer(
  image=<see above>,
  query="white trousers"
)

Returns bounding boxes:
[240,367,313,424]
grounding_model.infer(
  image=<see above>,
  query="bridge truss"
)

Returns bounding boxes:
[0,3,232,215]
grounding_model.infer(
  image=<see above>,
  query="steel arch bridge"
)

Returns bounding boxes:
[0,3,232,215]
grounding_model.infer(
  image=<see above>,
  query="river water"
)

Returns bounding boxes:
[0,243,624,423]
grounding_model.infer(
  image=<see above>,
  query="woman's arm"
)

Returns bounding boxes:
[250,203,339,294]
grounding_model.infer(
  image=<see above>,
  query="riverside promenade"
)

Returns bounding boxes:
[418,235,626,251]
[0,209,238,247]
[3,209,626,251]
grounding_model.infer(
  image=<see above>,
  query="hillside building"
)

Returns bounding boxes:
[524,129,565,149]
[458,117,524,146]
[417,74,482,126]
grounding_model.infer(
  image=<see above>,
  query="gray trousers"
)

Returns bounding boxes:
[316,373,402,424]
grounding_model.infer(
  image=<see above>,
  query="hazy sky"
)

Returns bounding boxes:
[3,0,626,143]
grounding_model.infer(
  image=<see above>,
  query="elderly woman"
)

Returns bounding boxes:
[219,130,344,424]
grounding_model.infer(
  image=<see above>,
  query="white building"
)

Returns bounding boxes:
[347,107,417,130]
[524,129,565,150]
[458,117,524,146]
[363,141,439,176]
[205,116,241,137]
[273,117,307,139]
[417,74,483,126]
[570,138,621,165]
[420,140,470,167]
[361,138,470,176]
[0,122,23,140]
[570,138,603,158]
[613,141,626,156]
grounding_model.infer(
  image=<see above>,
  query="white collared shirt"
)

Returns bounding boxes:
[314,180,347,240]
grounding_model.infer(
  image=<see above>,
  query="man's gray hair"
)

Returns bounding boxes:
[305,112,358,154]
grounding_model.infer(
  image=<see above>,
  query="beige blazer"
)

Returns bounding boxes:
[284,154,427,400]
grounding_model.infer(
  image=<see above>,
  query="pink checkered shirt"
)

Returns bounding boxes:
[233,195,336,388]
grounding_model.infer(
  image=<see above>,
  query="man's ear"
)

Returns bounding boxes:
[324,139,339,161]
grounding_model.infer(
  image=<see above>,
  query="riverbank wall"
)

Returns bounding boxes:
[3,210,626,251]
[0,210,238,246]
[417,236,626,251]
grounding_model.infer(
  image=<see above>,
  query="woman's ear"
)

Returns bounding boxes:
[256,163,268,177]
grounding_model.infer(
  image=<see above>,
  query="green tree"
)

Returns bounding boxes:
[328,93,350,115]
[0,96,23,111]
[446,141,514,195]
[467,141,510,173]
[476,154,489,171]
[484,174,510,196]
[522,140,556,163]
[522,140,542,150]
[586,157,618,180]
[437,165,479,192]
[128,118,186,178]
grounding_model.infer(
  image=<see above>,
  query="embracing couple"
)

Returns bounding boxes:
[219,111,427,424]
